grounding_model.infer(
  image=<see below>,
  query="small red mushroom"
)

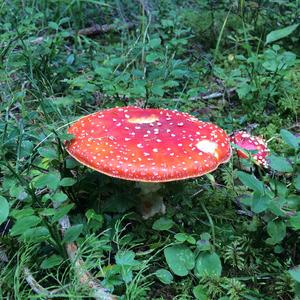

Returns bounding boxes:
[66,106,232,218]
[230,131,270,168]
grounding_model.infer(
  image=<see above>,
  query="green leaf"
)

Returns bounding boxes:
[164,245,195,276]
[52,204,74,222]
[266,220,286,245]
[66,54,75,65]
[193,285,208,300]
[236,171,264,193]
[10,216,41,236]
[295,174,300,190]
[289,265,300,282]
[52,191,68,203]
[22,226,50,242]
[290,213,300,230]
[148,38,161,48]
[155,268,173,284]
[38,147,58,160]
[280,129,299,150]
[115,250,139,284]
[63,224,83,243]
[48,21,59,30]
[152,217,174,231]
[0,196,9,225]
[115,250,138,266]
[251,192,271,213]
[195,252,222,278]
[60,177,76,187]
[145,52,162,63]
[41,255,63,269]
[151,85,165,97]
[269,155,293,173]
[34,171,61,190]
[295,282,300,297]
[94,66,112,78]
[266,24,299,44]
[175,233,196,245]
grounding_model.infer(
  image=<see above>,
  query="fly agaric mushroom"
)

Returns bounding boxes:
[230,131,270,168]
[66,106,231,218]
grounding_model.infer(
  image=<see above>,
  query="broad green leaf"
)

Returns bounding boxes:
[195,252,222,278]
[22,226,50,242]
[146,52,162,63]
[251,192,271,213]
[266,24,299,44]
[11,208,34,219]
[52,191,68,203]
[289,265,300,282]
[193,285,208,300]
[48,21,59,30]
[268,201,286,217]
[151,85,165,97]
[63,224,83,243]
[296,282,300,297]
[115,250,139,284]
[60,178,76,187]
[266,220,286,245]
[269,155,293,173]
[164,245,195,276]
[66,54,75,65]
[294,174,300,190]
[10,216,41,236]
[52,204,74,222]
[175,233,196,245]
[115,250,138,266]
[34,171,61,190]
[0,196,9,225]
[148,38,161,48]
[155,268,173,284]
[236,171,264,193]
[94,66,112,78]
[38,147,58,160]
[286,195,300,210]
[175,233,188,242]
[152,217,174,231]
[290,213,300,230]
[280,129,299,150]
[41,255,63,269]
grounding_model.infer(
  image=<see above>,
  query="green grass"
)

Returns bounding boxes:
[0,1,300,299]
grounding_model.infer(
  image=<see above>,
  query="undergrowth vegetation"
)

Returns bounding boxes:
[0,1,300,299]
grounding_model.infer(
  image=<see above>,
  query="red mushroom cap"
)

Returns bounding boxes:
[230,131,270,168]
[66,106,231,182]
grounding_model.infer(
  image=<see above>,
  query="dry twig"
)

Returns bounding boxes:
[24,267,61,298]
[55,206,117,300]
[30,22,134,45]
[174,87,236,102]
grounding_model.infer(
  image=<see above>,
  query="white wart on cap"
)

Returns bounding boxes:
[230,131,270,168]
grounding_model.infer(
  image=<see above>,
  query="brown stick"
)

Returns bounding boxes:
[24,267,62,297]
[174,87,236,102]
[78,22,134,36]
[0,246,61,297]
[56,209,117,300]
[30,22,134,44]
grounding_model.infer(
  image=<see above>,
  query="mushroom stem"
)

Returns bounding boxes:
[137,183,166,219]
